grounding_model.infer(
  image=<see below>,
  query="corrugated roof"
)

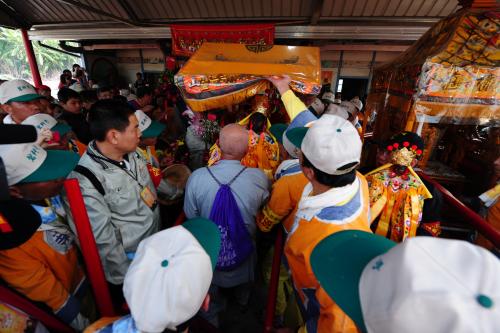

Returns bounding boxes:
[1,0,460,27]
[321,0,460,17]
[0,0,467,41]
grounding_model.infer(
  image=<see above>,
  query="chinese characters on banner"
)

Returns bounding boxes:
[170,24,275,57]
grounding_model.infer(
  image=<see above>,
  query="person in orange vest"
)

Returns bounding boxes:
[0,142,91,330]
[257,123,310,328]
[279,114,371,333]
[257,124,309,234]
[257,86,322,328]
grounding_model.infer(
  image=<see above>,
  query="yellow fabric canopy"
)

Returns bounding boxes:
[175,43,321,112]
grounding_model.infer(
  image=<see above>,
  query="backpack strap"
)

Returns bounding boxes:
[206,166,247,186]
[227,167,247,186]
[206,167,221,186]
[73,165,105,196]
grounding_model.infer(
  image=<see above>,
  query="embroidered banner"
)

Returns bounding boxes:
[170,24,275,57]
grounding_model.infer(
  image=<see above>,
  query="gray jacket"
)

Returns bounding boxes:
[63,141,160,284]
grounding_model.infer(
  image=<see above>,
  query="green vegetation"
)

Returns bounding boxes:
[0,27,79,81]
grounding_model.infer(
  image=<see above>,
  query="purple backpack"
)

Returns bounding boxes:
[207,167,254,271]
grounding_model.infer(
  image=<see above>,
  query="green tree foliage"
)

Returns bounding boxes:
[0,27,79,80]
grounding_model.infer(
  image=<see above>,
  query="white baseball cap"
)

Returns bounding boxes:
[123,218,221,332]
[135,110,166,138]
[324,103,349,119]
[311,231,500,333]
[340,100,358,116]
[309,98,325,116]
[22,113,72,136]
[69,82,84,92]
[321,91,335,104]
[287,114,361,175]
[0,143,79,185]
[0,79,42,105]
[351,98,363,111]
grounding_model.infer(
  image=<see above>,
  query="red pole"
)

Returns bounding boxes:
[263,227,284,333]
[418,172,500,248]
[0,285,75,333]
[64,179,116,317]
[20,29,42,88]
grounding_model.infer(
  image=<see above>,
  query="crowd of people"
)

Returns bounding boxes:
[0,69,498,333]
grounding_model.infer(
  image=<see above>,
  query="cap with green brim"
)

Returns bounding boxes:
[21,150,80,183]
[7,94,43,103]
[141,120,166,139]
[285,126,309,149]
[310,230,396,332]
[182,218,221,270]
[0,79,43,105]
[269,123,287,144]
[52,123,72,136]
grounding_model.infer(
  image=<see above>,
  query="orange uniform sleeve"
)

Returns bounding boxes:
[0,245,71,312]
[257,177,295,232]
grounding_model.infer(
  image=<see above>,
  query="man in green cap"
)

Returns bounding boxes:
[0,79,44,124]
[0,142,90,330]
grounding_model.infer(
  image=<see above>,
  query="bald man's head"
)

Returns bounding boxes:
[219,124,249,160]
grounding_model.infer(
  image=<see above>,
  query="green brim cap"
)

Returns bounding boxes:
[141,121,166,138]
[7,94,43,103]
[182,218,221,271]
[21,150,79,183]
[310,230,396,332]
[269,123,287,144]
[285,127,309,149]
[52,123,72,136]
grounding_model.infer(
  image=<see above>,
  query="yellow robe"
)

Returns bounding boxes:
[365,164,432,242]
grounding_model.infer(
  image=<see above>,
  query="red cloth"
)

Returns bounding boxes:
[170,24,274,57]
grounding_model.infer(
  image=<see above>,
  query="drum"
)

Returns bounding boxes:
[157,164,192,205]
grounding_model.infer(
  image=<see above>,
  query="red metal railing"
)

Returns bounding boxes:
[418,172,500,248]
[0,285,75,333]
[64,179,116,317]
